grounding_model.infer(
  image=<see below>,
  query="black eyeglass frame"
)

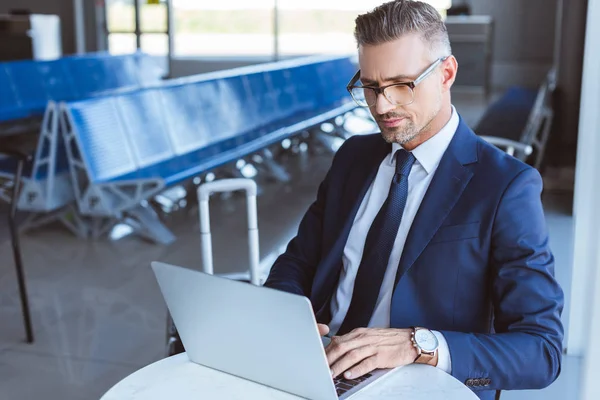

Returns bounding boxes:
[346,56,450,107]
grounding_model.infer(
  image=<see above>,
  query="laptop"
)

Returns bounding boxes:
[151,261,393,399]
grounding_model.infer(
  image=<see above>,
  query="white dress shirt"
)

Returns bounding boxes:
[329,106,460,374]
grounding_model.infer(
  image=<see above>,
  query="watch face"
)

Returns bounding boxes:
[415,329,439,352]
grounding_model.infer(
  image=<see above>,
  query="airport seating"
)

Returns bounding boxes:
[477,69,556,169]
[0,51,161,125]
[0,52,163,227]
[60,55,357,244]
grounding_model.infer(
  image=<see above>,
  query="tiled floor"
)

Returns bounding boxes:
[0,94,578,399]
[0,147,336,400]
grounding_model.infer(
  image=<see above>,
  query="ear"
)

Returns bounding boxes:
[441,55,458,93]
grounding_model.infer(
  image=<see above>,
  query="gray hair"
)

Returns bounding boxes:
[354,0,452,58]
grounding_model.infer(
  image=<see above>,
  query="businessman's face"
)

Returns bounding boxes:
[358,34,456,148]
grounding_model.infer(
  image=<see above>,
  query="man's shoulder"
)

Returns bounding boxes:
[472,132,540,186]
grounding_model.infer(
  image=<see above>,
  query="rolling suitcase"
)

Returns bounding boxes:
[166,178,261,356]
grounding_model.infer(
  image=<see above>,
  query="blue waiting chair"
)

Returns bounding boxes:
[0,52,164,235]
[477,69,556,169]
[60,55,357,244]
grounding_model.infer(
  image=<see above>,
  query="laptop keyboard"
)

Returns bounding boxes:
[334,372,373,397]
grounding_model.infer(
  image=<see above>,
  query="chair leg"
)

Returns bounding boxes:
[9,159,34,343]
[495,390,502,400]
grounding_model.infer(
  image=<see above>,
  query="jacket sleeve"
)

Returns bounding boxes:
[263,137,352,297]
[440,167,564,391]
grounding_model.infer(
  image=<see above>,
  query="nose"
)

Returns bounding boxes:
[373,92,396,116]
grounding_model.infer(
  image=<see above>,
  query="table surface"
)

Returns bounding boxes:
[100,353,479,400]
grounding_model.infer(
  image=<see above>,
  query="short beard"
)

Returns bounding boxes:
[377,105,440,145]
[379,118,420,144]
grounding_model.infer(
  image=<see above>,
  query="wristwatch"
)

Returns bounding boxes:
[410,327,439,364]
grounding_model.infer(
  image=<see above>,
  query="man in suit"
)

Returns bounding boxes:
[264,1,564,398]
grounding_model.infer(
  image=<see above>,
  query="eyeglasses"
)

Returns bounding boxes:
[346,56,449,108]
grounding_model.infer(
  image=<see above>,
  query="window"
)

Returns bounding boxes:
[106,0,136,54]
[139,0,169,55]
[105,0,169,56]
[277,0,453,56]
[172,0,275,56]
[111,0,452,57]
[277,1,359,56]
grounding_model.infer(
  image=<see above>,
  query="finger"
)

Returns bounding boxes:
[342,355,379,380]
[325,329,372,366]
[317,324,330,336]
[325,336,353,366]
[329,345,376,378]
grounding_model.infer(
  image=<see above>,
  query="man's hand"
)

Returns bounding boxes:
[318,324,330,337]
[326,328,423,379]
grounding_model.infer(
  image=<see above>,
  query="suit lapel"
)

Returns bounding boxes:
[394,120,479,285]
[337,139,390,238]
[313,136,389,319]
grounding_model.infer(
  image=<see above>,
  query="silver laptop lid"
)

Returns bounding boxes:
[151,261,338,400]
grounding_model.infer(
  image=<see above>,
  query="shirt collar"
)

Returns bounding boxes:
[391,105,460,175]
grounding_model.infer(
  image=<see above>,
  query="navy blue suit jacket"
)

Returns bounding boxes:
[264,119,564,399]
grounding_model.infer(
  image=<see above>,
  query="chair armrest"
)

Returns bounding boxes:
[480,136,533,156]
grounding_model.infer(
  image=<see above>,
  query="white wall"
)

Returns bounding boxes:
[569,0,600,398]
[582,246,600,399]
[568,0,598,357]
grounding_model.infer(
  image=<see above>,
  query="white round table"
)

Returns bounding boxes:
[100,353,478,400]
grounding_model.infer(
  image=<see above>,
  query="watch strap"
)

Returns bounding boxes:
[411,327,437,364]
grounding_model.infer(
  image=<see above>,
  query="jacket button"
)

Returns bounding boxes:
[465,379,474,386]
[484,378,491,386]
[474,378,482,386]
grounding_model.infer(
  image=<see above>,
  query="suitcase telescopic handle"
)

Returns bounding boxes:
[197,179,260,286]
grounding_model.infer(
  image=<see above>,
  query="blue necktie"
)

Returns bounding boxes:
[337,149,416,335]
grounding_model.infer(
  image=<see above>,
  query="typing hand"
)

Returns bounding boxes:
[325,328,418,380]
